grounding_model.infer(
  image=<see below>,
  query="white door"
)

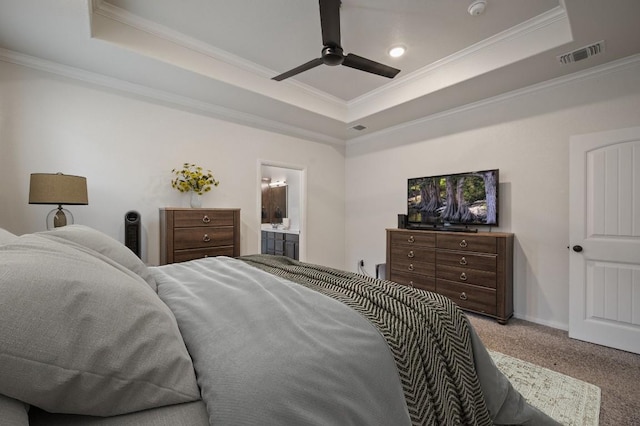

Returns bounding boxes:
[569,126,640,354]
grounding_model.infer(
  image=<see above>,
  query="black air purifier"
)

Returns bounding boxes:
[124,211,141,258]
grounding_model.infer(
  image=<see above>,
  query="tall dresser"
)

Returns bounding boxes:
[386,228,513,323]
[159,208,240,265]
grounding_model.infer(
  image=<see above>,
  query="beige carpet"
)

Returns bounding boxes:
[490,350,601,426]
[467,313,640,426]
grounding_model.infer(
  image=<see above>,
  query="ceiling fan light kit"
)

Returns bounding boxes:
[272,0,401,82]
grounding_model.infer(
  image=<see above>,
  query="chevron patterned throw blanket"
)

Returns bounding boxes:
[239,254,492,426]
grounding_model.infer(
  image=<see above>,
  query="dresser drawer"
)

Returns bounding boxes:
[173,209,235,228]
[436,234,497,253]
[174,227,235,249]
[390,271,435,292]
[436,279,496,316]
[436,251,496,272]
[391,257,435,277]
[437,264,496,288]
[173,246,236,263]
[391,246,435,264]
[391,231,435,247]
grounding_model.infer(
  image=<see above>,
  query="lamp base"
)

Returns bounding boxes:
[46,205,74,230]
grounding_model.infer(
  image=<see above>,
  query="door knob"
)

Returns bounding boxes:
[572,245,583,252]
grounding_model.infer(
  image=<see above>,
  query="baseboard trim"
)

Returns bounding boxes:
[512,313,569,331]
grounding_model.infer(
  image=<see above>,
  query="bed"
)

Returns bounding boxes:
[0,225,559,425]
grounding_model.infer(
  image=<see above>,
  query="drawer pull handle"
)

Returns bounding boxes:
[408,264,414,271]
[459,257,467,265]
[408,236,415,243]
[204,255,209,258]
[459,292,468,301]
[460,272,467,281]
[459,239,468,248]
[202,215,211,223]
[203,234,211,242]
[407,250,415,258]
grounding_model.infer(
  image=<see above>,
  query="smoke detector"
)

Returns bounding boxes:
[468,0,486,16]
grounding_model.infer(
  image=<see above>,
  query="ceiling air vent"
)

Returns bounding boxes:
[557,41,605,65]
[351,124,367,131]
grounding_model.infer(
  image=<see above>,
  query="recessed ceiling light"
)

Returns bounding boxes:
[388,46,406,58]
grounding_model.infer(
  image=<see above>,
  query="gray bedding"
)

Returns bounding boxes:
[151,256,560,426]
[1,225,560,425]
[153,257,411,425]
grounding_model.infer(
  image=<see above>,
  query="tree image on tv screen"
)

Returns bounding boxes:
[408,170,497,225]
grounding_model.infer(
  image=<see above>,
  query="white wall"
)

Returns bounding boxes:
[3,53,640,331]
[0,61,346,269]
[345,58,640,329]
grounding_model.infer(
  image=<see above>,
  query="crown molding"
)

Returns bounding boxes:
[346,53,640,149]
[0,47,345,147]
[353,6,568,105]
[90,0,346,109]
[4,48,637,151]
[4,31,637,152]
[92,0,274,77]
[90,1,570,124]
[347,6,571,121]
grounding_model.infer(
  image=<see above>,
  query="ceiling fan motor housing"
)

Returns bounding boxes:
[322,46,344,66]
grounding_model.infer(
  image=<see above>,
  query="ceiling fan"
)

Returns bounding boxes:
[272,0,401,82]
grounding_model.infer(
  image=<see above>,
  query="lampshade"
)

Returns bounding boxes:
[29,173,88,205]
[29,173,88,229]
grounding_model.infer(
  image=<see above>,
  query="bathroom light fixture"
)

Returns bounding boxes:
[388,46,406,58]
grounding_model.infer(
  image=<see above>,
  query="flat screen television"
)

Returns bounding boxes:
[407,169,499,228]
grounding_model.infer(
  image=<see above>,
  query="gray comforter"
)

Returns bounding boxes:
[151,256,559,426]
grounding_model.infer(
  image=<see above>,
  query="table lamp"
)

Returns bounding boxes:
[29,173,88,230]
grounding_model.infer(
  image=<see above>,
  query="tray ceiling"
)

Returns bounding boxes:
[1,0,639,145]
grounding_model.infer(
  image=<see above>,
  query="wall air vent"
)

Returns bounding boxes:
[557,41,605,65]
[351,124,367,131]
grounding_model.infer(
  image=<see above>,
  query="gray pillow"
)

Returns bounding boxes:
[37,225,157,291]
[0,228,18,245]
[29,400,209,426]
[0,393,29,426]
[0,234,200,416]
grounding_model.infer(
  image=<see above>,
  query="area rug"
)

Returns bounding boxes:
[489,350,601,426]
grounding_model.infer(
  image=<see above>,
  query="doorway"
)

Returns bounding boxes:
[259,162,305,261]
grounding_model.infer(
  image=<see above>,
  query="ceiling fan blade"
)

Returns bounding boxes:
[342,53,401,79]
[272,57,324,81]
[319,0,341,47]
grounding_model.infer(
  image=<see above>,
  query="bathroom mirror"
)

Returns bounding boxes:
[261,179,287,224]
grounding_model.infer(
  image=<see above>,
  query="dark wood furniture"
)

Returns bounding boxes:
[261,230,299,260]
[386,228,513,323]
[160,208,240,265]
